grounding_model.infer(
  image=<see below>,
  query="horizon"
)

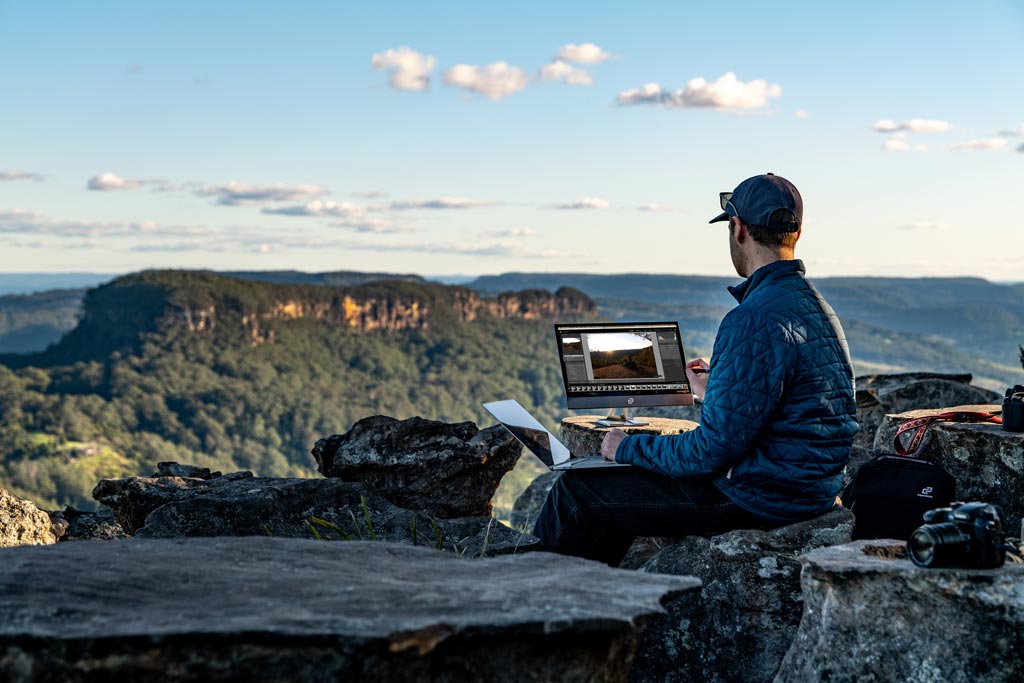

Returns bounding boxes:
[2,1,1022,279]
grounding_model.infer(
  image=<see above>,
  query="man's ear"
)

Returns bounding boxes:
[734,219,748,244]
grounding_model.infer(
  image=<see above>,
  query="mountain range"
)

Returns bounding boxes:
[0,269,1021,513]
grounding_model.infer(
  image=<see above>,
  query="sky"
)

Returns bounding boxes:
[1,0,1022,279]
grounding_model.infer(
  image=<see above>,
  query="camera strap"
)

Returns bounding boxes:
[893,411,1003,456]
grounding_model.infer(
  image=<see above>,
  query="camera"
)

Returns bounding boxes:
[1003,384,1024,433]
[907,502,1006,569]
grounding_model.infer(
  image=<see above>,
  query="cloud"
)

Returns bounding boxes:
[997,123,1024,137]
[196,181,329,205]
[898,221,952,231]
[443,62,530,101]
[87,172,154,191]
[951,138,1008,151]
[616,72,781,110]
[371,47,436,91]
[0,170,45,182]
[0,208,206,238]
[479,226,536,238]
[552,197,609,210]
[554,43,615,64]
[330,217,413,234]
[352,190,389,199]
[261,200,365,218]
[539,60,592,85]
[882,138,910,152]
[638,204,674,212]
[1019,142,1024,154]
[0,209,45,222]
[127,64,143,75]
[389,197,496,210]
[795,109,810,119]
[873,118,952,133]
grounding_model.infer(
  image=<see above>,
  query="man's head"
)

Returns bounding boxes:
[710,173,803,277]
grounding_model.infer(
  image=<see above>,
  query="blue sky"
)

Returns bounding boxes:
[1,0,1022,278]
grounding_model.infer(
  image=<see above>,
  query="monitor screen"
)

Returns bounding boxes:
[554,321,694,409]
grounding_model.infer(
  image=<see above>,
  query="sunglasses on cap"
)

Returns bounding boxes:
[719,192,739,219]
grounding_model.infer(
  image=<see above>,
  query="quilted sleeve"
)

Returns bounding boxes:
[616,307,794,477]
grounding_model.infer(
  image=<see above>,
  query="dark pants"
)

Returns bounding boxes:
[532,468,775,566]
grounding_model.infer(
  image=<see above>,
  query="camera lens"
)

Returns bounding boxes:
[908,528,937,567]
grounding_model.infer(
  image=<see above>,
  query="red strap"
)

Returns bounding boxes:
[893,411,1002,455]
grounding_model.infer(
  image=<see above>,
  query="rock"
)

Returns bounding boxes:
[433,516,541,557]
[152,461,222,479]
[0,485,55,547]
[855,373,1000,449]
[93,469,255,534]
[95,471,540,556]
[0,537,700,682]
[45,511,68,541]
[560,416,699,458]
[51,506,128,542]
[775,539,1024,683]
[312,416,523,519]
[630,506,854,683]
[874,404,1024,533]
[619,536,676,571]
[509,471,560,531]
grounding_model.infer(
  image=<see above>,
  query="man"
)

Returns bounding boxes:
[532,173,858,566]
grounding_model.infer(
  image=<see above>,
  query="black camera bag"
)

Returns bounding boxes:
[843,454,956,541]
[844,410,1001,540]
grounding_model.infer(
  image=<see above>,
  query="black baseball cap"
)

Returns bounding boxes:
[709,173,802,232]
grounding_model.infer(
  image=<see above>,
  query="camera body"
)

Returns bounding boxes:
[1003,384,1024,433]
[907,501,1006,569]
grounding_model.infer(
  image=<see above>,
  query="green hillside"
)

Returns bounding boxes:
[0,272,589,512]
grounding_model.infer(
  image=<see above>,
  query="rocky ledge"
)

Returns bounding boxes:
[776,539,1024,683]
[93,469,539,557]
[0,537,700,683]
[312,415,522,519]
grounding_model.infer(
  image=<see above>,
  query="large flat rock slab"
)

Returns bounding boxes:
[775,540,1024,683]
[0,537,700,682]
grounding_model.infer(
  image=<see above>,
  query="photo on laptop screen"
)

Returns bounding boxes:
[587,331,662,380]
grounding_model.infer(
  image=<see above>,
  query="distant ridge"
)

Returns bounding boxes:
[1,270,596,368]
[0,273,116,296]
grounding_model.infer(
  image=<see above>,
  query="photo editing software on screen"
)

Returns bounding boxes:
[555,322,690,397]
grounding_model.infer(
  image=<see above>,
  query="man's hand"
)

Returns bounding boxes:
[601,428,628,462]
[685,357,710,401]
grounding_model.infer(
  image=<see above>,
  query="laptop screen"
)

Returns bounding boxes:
[482,399,570,467]
[554,321,693,409]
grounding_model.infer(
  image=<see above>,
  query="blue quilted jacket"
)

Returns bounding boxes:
[616,259,858,523]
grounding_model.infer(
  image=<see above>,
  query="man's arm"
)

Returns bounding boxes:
[613,308,793,477]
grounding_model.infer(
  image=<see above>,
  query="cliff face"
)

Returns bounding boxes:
[171,282,596,344]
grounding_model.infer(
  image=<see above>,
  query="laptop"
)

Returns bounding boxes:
[483,399,630,470]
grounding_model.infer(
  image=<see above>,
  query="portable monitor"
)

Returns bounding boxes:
[554,321,694,426]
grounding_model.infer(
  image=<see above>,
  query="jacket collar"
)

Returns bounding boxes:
[728,259,805,304]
